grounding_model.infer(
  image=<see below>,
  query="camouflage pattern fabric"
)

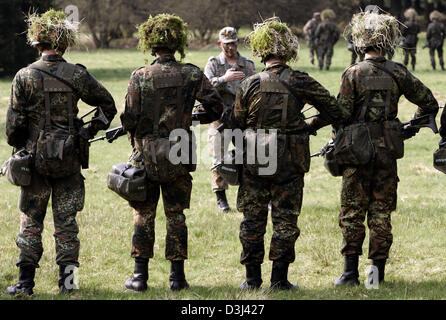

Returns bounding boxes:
[401,20,420,69]
[303,18,320,64]
[231,62,342,265]
[121,54,225,261]
[426,21,445,69]
[237,168,303,264]
[6,54,116,269]
[204,52,255,192]
[314,21,340,70]
[16,171,85,267]
[129,174,192,261]
[337,56,439,259]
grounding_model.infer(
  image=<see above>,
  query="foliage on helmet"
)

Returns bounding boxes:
[321,8,336,20]
[27,9,79,51]
[137,14,188,60]
[246,17,299,62]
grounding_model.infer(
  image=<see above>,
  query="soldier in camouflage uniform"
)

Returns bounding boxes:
[334,10,439,286]
[314,9,340,71]
[426,10,445,71]
[5,10,116,296]
[401,8,420,71]
[228,17,342,290]
[303,12,321,65]
[204,27,255,212]
[121,14,224,292]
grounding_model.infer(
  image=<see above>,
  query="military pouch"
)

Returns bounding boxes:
[323,145,343,177]
[1,149,32,187]
[34,131,80,178]
[79,136,90,169]
[140,137,190,184]
[383,119,404,159]
[107,162,147,202]
[244,130,286,177]
[433,146,446,174]
[333,123,375,166]
[215,148,243,186]
[288,133,311,174]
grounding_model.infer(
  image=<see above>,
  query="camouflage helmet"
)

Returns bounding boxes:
[321,8,336,20]
[27,9,79,52]
[404,8,418,21]
[247,17,299,63]
[137,14,188,60]
[430,10,443,22]
[219,27,238,43]
[345,8,401,54]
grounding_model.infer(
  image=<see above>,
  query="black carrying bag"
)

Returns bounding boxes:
[1,149,33,187]
[215,148,242,186]
[107,160,147,202]
[333,123,375,166]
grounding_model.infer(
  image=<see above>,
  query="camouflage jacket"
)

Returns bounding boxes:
[121,54,224,140]
[232,62,342,133]
[204,52,255,106]
[337,56,439,125]
[315,20,340,46]
[303,18,320,42]
[427,21,445,48]
[6,54,117,149]
[401,20,420,47]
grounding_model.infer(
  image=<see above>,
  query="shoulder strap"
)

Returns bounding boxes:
[29,61,77,93]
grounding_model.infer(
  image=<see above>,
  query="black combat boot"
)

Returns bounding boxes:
[216,190,230,212]
[6,265,36,296]
[239,264,262,290]
[59,265,79,294]
[170,260,189,291]
[334,254,360,286]
[270,261,298,290]
[370,259,386,284]
[125,257,148,292]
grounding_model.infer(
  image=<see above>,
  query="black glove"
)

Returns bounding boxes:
[306,123,317,136]
[79,127,93,140]
[401,126,420,140]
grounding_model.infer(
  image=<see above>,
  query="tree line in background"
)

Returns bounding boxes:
[1,0,445,76]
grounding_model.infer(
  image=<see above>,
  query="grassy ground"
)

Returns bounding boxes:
[0,35,446,300]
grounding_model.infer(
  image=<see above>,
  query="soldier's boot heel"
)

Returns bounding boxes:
[370,259,386,284]
[270,261,298,290]
[170,260,189,291]
[125,257,148,292]
[6,265,35,296]
[334,254,360,287]
[239,264,262,290]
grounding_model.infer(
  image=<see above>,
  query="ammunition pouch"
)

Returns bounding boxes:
[1,149,33,187]
[433,146,446,174]
[107,162,147,202]
[35,131,80,178]
[333,123,375,166]
[288,132,311,174]
[383,119,404,159]
[323,145,343,177]
[79,136,90,169]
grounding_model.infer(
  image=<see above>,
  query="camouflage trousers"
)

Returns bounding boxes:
[339,148,397,260]
[16,171,84,268]
[429,46,444,69]
[129,174,192,261]
[208,120,229,192]
[307,40,317,64]
[237,168,303,265]
[316,44,334,69]
[403,48,417,69]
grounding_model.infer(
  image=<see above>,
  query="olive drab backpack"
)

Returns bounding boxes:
[28,60,81,178]
[333,59,404,166]
[136,63,196,183]
[243,69,310,177]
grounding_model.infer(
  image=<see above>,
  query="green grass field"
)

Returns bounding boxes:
[1,35,446,300]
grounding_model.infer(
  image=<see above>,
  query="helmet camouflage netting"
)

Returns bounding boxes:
[27,9,79,52]
[344,9,402,54]
[246,17,299,62]
[137,14,188,60]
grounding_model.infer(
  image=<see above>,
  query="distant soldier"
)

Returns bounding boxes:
[401,8,420,71]
[346,33,364,65]
[426,10,445,70]
[303,12,321,65]
[5,9,117,296]
[121,14,224,292]
[334,9,439,286]
[228,17,342,290]
[314,9,340,70]
[204,27,255,212]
